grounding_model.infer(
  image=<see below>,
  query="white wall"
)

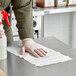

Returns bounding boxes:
[72,12,76,49]
[44,12,74,46]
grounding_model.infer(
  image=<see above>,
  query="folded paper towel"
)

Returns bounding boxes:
[7,43,72,66]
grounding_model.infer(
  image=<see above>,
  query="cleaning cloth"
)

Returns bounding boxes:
[7,42,72,67]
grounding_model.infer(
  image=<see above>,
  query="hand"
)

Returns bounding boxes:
[21,38,47,58]
[0,28,5,38]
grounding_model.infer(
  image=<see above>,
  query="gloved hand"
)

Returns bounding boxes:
[0,27,5,38]
[21,38,47,58]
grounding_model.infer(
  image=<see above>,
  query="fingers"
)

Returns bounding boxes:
[34,49,44,57]
[34,48,47,57]
[21,46,47,58]
[40,48,47,53]
[37,49,46,55]
[27,49,39,58]
[21,46,25,55]
[21,46,39,58]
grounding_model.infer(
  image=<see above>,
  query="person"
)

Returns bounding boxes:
[0,0,47,58]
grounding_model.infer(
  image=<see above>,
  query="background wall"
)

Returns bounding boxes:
[44,12,76,49]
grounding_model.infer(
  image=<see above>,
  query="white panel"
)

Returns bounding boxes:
[44,13,72,45]
[72,12,76,49]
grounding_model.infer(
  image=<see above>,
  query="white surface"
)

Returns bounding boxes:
[71,12,76,49]
[7,37,76,76]
[44,13,72,45]
[33,10,44,16]
[7,42,72,66]
[33,6,76,16]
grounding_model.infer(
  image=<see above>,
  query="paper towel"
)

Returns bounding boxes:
[7,43,72,66]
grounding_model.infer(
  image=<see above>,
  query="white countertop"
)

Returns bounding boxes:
[33,6,76,16]
[7,37,76,76]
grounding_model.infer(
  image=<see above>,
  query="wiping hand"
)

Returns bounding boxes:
[21,38,47,58]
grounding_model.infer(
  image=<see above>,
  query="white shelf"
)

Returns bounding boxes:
[33,6,76,16]
[33,8,44,16]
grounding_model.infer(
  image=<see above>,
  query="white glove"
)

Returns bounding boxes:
[0,27,5,38]
[21,38,47,58]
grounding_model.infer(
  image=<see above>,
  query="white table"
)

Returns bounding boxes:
[7,37,76,76]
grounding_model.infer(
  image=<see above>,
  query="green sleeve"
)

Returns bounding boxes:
[12,0,34,39]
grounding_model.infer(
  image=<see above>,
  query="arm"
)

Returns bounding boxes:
[12,0,34,39]
[12,0,47,57]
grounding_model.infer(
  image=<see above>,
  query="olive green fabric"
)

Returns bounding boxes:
[0,0,11,11]
[0,0,34,42]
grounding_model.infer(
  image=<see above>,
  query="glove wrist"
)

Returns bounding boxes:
[22,38,34,45]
